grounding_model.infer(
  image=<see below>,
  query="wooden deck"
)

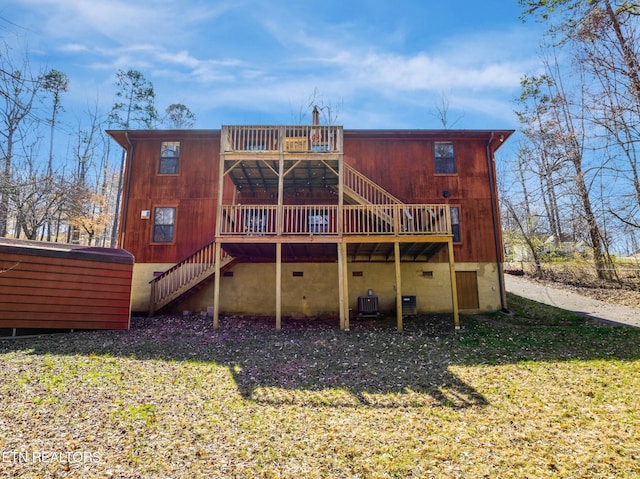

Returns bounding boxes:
[212,126,459,331]
[222,125,343,155]
[219,203,451,237]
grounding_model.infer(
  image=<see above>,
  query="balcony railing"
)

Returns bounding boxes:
[219,204,451,236]
[221,125,343,154]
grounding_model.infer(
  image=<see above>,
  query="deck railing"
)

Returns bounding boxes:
[218,204,451,236]
[221,125,343,154]
[149,241,233,315]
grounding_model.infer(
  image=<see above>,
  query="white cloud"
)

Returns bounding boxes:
[10,0,540,128]
[58,43,90,53]
[18,0,234,47]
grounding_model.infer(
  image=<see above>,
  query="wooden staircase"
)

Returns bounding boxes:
[149,241,237,316]
[341,164,404,229]
[343,163,404,207]
[341,164,448,236]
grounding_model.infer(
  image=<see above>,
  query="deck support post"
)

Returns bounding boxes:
[277,133,284,235]
[447,239,460,330]
[337,242,345,330]
[276,242,282,331]
[213,241,222,329]
[337,151,344,235]
[394,241,403,332]
[337,241,350,330]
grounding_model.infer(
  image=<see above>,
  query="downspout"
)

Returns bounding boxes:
[486,132,508,312]
[120,131,134,249]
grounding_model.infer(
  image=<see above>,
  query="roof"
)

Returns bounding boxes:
[106,128,515,154]
[0,237,134,264]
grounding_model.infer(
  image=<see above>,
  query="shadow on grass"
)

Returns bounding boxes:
[0,313,488,409]
[1,294,639,408]
[214,315,487,408]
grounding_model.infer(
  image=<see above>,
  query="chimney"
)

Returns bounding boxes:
[312,106,320,126]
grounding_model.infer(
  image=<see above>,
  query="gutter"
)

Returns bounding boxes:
[486,132,508,312]
[120,131,134,249]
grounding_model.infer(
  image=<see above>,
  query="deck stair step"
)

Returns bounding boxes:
[149,241,237,316]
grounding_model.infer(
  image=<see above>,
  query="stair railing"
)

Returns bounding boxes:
[149,241,232,315]
[343,163,404,206]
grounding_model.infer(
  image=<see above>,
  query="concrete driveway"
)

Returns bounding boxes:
[504,274,640,329]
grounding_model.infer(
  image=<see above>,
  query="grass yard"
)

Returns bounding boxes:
[0,294,639,478]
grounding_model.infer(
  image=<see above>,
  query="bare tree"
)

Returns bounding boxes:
[163,103,195,128]
[569,3,640,228]
[503,197,545,277]
[432,92,464,129]
[294,88,343,125]
[548,57,613,278]
[62,102,111,244]
[515,54,613,278]
[518,0,639,276]
[11,157,64,240]
[516,74,566,245]
[0,43,42,237]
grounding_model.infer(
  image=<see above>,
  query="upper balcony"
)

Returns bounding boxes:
[221,125,343,158]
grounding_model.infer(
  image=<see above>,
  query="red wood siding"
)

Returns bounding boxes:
[0,239,133,330]
[343,133,501,263]
[111,129,509,265]
[120,133,224,263]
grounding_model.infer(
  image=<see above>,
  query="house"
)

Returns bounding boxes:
[107,118,513,331]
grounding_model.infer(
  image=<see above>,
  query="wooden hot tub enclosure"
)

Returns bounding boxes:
[0,238,134,330]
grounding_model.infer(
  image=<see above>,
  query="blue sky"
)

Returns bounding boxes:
[3,0,545,130]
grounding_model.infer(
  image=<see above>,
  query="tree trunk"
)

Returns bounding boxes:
[572,159,609,279]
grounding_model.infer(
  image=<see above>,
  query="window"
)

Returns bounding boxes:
[450,206,461,242]
[434,141,456,174]
[159,142,180,174]
[153,207,176,242]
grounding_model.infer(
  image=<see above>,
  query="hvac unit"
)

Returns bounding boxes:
[402,295,417,316]
[357,295,379,317]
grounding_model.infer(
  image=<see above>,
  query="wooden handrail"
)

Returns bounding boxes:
[219,205,279,235]
[149,241,233,315]
[343,163,404,206]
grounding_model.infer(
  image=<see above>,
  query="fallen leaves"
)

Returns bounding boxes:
[0,306,638,478]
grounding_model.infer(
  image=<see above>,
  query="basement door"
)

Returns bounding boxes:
[455,271,479,309]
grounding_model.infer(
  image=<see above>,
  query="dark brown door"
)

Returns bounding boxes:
[456,271,479,309]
